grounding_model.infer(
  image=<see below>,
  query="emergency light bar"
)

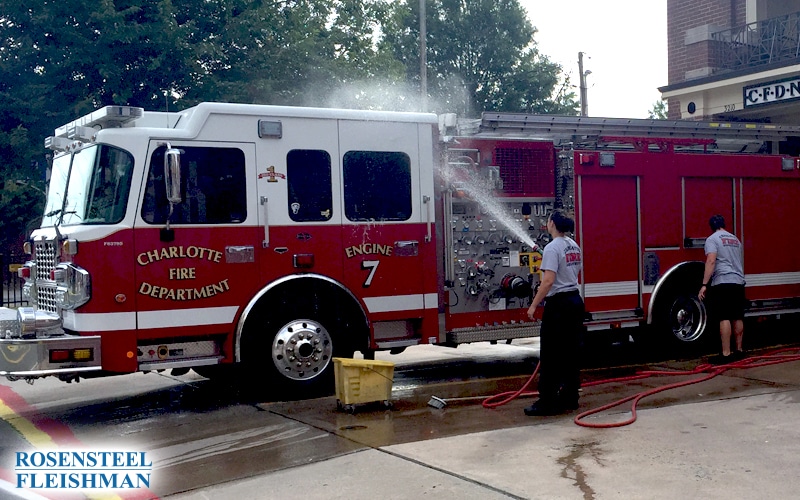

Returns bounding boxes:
[66,124,97,142]
[54,105,143,139]
[44,136,75,152]
[45,106,144,152]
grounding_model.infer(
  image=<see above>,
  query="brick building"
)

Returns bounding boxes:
[660,0,800,124]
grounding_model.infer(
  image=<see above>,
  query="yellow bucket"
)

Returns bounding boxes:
[333,357,395,409]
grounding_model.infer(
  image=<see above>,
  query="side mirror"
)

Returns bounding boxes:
[161,144,182,242]
[164,147,182,204]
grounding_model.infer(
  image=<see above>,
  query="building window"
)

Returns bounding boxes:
[343,151,412,221]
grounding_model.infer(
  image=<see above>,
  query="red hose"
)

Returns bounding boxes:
[482,347,800,428]
[481,361,540,409]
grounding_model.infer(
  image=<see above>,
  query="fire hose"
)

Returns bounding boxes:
[472,346,800,428]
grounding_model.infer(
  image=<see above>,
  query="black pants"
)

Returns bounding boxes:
[538,290,584,405]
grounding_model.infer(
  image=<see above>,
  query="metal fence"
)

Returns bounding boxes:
[1,253,28,308]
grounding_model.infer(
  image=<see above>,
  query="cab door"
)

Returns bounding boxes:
[254,117,342,285]
[134,141,258,342]
[337,120,431,342]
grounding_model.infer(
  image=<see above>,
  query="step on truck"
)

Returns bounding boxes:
[2,103,800,395]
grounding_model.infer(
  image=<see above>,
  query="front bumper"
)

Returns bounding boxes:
[0,307,102,378]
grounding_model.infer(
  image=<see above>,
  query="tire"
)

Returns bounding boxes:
[667,294,708,342]
[653,287,710,351]
[240,286,362,399]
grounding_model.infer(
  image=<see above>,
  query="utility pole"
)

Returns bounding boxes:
[420,0,427,112]
[578,52,591,117]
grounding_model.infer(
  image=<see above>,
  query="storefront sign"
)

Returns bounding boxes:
[743,76,800,108]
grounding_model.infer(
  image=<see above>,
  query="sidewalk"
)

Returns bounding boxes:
[168,344,800,499]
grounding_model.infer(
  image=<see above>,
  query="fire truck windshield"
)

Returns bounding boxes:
[42,144,134,227]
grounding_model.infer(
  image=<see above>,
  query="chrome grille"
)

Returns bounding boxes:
[34,241,58,280]
[37,286,59,314]
[33,241,59,314]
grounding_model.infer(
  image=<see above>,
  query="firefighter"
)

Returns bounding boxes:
[524,209,584,416]
[698,214,746,364]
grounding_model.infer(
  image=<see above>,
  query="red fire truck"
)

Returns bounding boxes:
[1,103,800,396]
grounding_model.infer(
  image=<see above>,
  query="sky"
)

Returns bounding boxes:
[519,1,668,118]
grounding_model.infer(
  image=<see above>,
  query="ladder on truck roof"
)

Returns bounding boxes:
[474,113,800,150]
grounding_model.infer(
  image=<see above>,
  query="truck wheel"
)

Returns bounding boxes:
[654,288,709,347]
[666,294,707,342]
[242,305,357,398]
[271,318,335,383]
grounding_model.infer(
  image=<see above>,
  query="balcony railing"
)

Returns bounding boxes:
[712,12,800,72]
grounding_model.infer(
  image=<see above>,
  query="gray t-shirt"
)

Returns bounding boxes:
[704,229,745,286]
[541,236,582,296]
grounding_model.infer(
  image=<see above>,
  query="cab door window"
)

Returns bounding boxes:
[287,149,333,222]
[343,151,411,221]
[142,146,247,224]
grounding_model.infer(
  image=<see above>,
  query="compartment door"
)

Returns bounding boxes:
[578,175,641,312]
[337,120,429,328]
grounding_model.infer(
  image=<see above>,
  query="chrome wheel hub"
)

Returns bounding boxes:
[670,296,707,342]
[272,319,333,380]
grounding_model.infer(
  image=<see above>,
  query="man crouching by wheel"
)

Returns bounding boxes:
[525,210,585,416]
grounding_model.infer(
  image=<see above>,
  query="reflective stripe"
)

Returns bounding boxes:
[423,293,439,308]
[364,294,437,313]
[584,281,638,297]
[745,272,800,287]
[138,306,238,329]
[587,272,800,300]
[62,311,136,332]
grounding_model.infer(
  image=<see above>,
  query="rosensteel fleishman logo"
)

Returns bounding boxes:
[13,450,152,491]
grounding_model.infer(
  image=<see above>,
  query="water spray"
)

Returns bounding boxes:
[440,157,541,250]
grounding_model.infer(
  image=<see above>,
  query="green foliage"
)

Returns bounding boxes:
[0,0,575,254]
[379,0,578,116]
[0,183,42,259]
[649,100,668,119]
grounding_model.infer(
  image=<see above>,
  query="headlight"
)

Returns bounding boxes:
[54,263,91,310]
[17,307,62,338]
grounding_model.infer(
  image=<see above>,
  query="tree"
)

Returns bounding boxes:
[0,0,206,253]
[378,0,578,116]
[189,0,404,108]
[648,100,668,119]
[0,0,576,254]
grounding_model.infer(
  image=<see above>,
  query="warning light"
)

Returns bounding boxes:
[17,266,31,280]
[49,348,95,363]
[49,350,70,363]
[72,349,93,361]
[293,254,315,268]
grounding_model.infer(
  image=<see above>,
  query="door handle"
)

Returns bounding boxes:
[261,196,269,248]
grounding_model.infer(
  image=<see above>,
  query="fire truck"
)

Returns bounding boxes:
[2,103,800,396]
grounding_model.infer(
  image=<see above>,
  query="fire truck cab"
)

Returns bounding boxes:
[0,103,441,393]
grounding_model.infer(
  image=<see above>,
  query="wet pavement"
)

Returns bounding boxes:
[165,337,800,499]
[3,321,800,499]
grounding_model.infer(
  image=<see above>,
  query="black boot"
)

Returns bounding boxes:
[524,399,563,416]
